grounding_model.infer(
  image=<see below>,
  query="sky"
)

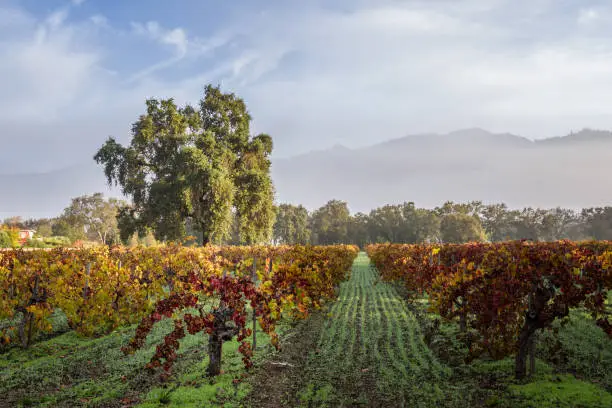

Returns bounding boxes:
[2,0,612,174]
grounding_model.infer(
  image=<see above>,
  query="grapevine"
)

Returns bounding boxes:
[367,241,612,379]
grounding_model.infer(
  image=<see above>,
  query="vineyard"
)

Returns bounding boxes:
[0,244,357,406]
[1,242,611,407]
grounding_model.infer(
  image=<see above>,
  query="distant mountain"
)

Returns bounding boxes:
[534,129,612,145]
[2,128,612,219]
[272,128,612,212]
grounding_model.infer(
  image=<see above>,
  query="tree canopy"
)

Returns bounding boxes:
[94,85,275,244]
[54,193,124,245]
[439,213,486,244]
[274,204,311,244]
[310,200,350,245]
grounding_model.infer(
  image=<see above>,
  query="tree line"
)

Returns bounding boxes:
[274,200,612,246]
[9,197,612,247]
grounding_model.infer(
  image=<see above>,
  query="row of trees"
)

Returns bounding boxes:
[274,200,612,245]
[9,198,612,248]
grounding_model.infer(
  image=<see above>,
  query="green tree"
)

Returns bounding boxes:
[310,200,350,245]
[481,203,513,242]
[368,204,405,243]
[538,207,579,241]
[436,201,483,217]
[582,207,612,240]
[51,217,79,241]
[347,212,370,247]
[55,193,123,244]
[440,213,485,243]
[413,208,441,243]
[142,229,158,247]
[0,227,19,248]
[233,134,276,244]
[29,219,54,238]
[273,204,310,245]
[94,85,275,244]
[509,208,543,241]
[128,232,140,248]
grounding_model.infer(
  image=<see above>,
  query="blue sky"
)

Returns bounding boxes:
[2,0,612,173]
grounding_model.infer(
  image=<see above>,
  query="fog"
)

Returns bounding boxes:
[3,128,611,219]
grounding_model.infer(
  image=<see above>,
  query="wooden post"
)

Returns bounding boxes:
[252,257,257,350]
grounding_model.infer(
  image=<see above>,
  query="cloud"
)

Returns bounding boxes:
[131,21,188,56]
[90,14,108,28]
[45,9,69,31]
[0,6,102,123]
[578,8,600,25]
[0,7,34,30]
[227,1,612,148]
[3,0,612,176]
[127,21,230,83]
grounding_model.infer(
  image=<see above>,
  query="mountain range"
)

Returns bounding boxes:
[2,128,612,218]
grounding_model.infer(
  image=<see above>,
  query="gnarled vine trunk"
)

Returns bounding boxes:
[207,332,223,376]
[515,316,538,380]
[515,284,555,379]
[206,308,239,376]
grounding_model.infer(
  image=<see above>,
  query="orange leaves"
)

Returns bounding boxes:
[118,244,355,377]
[0,244,357,372]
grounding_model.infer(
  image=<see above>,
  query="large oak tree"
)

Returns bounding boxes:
[94,85,275,244]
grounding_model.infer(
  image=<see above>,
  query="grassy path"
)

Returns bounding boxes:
[297,252,450,407]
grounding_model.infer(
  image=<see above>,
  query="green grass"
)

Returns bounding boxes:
[458,358,612,408]
[136,340,253,408]
[0,309,280,407]
[297,252,451,407]
[537,309,612,390]
[506,374,612,408]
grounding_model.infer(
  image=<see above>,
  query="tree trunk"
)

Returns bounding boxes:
[207,332,223,376]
